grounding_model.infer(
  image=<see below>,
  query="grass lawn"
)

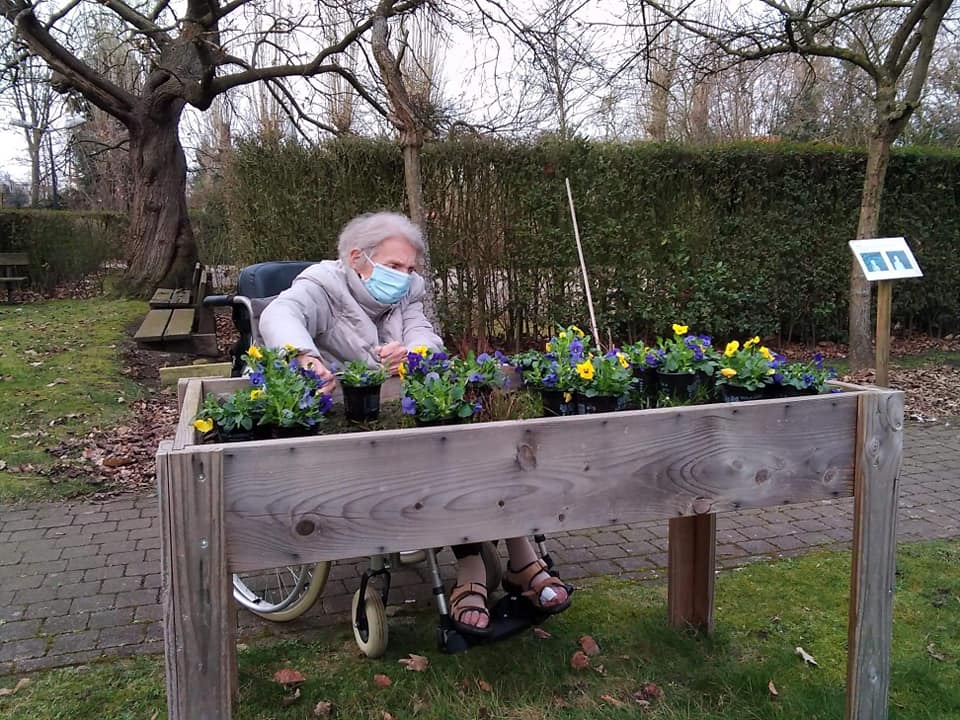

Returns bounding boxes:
[1,540,957,719]
[0,298,147,502]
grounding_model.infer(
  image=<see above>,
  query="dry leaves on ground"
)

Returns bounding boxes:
[273,668,306,686]
[476,678,492,693]
[373,674,392,688]
[532,627,552,639]
[768,680,779,698]
[398,654,429,672]
[0,678,30,696]
[570,650,590,670]
[795,646,819,667]
[600,693,624,707]
[313,701,334,717]
[842,365,960,421]
[579,635,601,656]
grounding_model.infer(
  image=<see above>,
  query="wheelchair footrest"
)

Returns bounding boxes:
[438,592,563,654]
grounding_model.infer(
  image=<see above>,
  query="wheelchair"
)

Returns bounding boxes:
[203,261,561,656]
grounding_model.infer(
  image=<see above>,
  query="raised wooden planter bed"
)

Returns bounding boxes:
[159,376,903,720]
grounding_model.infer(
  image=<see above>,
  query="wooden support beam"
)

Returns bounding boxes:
[875,280,892,387]
[667,513,716,633]
[846,389,903,720]
[160,362,233,387]
[158,444,233,720]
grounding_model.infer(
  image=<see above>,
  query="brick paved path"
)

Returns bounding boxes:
[2,420,958,677]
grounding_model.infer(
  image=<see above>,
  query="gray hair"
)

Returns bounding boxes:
[337,212,424,263]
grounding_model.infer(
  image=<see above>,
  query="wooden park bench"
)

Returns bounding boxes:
[134,262,218,355]
[0,252,29,304]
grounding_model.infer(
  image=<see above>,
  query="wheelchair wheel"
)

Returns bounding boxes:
[232,562,330,621]
[480,541,503,591]
[352,586,388,658]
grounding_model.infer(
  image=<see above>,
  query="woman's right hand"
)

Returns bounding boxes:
[296,353,337,394]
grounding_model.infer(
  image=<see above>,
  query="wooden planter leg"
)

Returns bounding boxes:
[159,445,235,720]
[667,513,716,633]
[846,390,904,720]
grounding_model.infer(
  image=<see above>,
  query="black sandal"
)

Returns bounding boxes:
[449,582,494,637]
[502,559,573,615]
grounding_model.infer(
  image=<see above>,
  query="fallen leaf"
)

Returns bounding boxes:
[313,700,334,716]
[594,664,606,675]
[636,682,663,701]
[45,377,68,387]
[532,627,552,639]
[103,456,135,468]
[795,646,819,667]
[0,678,31,696]
[374,674,392,688]
[281,687,301,706]
[579,635,601,656]
[476,678,492,692]
[600,693,624,707]
[633,697,651,708]
[398,653,429,672]
[149,712,158,720]
[273,668,306,685]
[570,650,590,670]
[457,678,471,693]
[478,708,491,719]
[927,643,946,662]
[768,680,779,698]
[382,712,396,720]
[0,460,5,471]
[410,694,428,714]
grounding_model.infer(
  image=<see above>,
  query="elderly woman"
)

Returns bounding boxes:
[259,211,570,637]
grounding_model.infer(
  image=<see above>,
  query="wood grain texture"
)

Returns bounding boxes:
[668,513,716,633]
[174,379,203,450]
[846,389,904,720]
[215,393,861,572]
[159,446,234,720]
[134,309,171,341]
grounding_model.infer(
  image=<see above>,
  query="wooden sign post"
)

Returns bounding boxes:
[849,238,923,388]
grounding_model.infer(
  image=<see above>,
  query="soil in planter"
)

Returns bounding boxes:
[342,384,382,422]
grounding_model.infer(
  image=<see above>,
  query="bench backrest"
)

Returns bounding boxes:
[0,253,29,266]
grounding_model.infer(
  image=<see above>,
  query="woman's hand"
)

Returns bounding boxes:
[376,341,408,374]
[296,353,337,394]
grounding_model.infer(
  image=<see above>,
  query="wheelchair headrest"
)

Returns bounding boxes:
[236,261,316,299]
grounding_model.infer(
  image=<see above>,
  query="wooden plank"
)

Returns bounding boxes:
[214,393,862,572]
[875,280,892,387]
[170,289,193,306]
[160,362,233,387]
[0,276,28,283]
[174,379,203,450]
[150,289,174,307]
[159,445,233,720]
[845,389,904,720]
[668,513,716,633]
[0,252,28,265]
[134,309,172,341]
[164,309,195,340]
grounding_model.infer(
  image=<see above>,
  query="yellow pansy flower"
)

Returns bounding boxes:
[563,392,573,403]
[616,352,629,369]
[672,323,688,336]
[412,345,428,357]
[559,331,568,339]
[744,336,760,349]
[398,363,407,379]
[720,367,737,378]
[250,388,264,400]
[545,342,553,352]
[759,346,774,361]
[283,343,297,353]
[724,340,740,357]
[193,418,214,433]
[576,360,595,380]
[571,325,585,337]
[247,345,263,360]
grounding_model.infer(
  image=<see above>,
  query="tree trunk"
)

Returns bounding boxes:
[120,100,197,296]
[848,132,893,370]
[28,129,42,208]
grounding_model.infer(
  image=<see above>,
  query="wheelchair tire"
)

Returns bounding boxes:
[480,541,503,591]
[352,586,388,658]
[232,562,330,622]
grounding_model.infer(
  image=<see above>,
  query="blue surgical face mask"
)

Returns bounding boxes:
[362,252,411,304]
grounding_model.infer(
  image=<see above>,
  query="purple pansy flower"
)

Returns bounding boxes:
[401,396,417,415]
[468,372,484,383]
[477,352,491,363]
[249,371,265,387]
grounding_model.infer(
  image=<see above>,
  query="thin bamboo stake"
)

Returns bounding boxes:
[565,178,600,345]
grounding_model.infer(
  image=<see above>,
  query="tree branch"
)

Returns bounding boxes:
[96,0,172,47]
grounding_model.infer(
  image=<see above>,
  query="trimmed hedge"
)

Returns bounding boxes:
[221,138,960,345]
[0,210,126,291]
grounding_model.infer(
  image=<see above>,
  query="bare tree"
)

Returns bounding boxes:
[632,0,955,368]
[1,0,427,294]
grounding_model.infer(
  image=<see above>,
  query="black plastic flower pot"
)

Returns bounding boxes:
[656,371,701,403]
[718,385,767,403]
[342,383,382,422]
[540,389,576,417]
[214,426,260,443]
[576,393,621,414]
[413,415,461,428]
[268,424,320,439]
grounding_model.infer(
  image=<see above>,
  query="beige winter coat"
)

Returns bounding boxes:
[258,260,443,368]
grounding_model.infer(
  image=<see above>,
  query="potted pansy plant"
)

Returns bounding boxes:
[655,324,717,403]
[538,325,591,416]
[337,360,389,421]
[193,344,333,441]
[622,340,659,404]
[401,372,479,426]
[715,337,775,402]
[453,350,511,413]
[772,352,837,396]
[573,348,633,414]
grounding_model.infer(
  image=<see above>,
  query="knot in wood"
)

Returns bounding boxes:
[516,443,537,471]
[295,519,317,536]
